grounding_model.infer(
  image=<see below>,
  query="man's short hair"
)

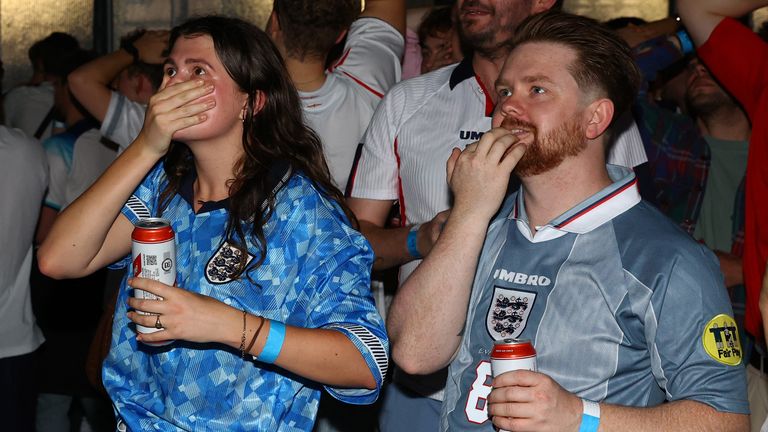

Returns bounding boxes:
[45,49,97,82]
[274,0,361,60]
[119,29,164,91]
[29,32,80,71]
[511,11,641,127]
[417,6,453,46]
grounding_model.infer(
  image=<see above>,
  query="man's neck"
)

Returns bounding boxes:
[698,106,751,142]
[471,51,509,104]
[284,56,328,93]
[520,153,612,232]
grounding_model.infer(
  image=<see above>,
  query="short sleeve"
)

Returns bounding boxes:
[292,187,388,404]
[331,17,404,99]
[42,135,73,210]
[101,91,147,152]
[648,244,749,414]
[347,84,404,200]
[109,162,166,269]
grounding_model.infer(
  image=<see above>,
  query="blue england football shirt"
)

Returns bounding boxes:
[105,163,388,431]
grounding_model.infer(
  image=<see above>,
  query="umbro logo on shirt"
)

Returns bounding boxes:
[493,268,551,286]
[459,130,485,141]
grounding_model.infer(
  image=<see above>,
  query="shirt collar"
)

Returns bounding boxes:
[449,57,475,90]
[178,159,293,214]
[510,165,641,241]
[179,166,229,213]
[449,56,495,117]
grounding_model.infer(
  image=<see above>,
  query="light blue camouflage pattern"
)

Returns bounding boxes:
[105,163,388,431]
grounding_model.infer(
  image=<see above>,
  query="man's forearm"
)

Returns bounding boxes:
[387,209,489,374]
[358,221,417,270]
[599,400,748,432]
[68,50,133,122]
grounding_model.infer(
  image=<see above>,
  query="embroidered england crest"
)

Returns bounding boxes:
[205,242,254,284]
[486,286,536,340]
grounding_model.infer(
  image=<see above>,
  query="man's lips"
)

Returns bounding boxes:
[461,5,492,17]
[688,78,717,94]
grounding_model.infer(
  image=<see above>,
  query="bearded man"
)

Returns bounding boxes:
[347,1,646,428]
[388,11,749,432]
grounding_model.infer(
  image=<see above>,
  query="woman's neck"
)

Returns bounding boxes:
[186,136,243,205]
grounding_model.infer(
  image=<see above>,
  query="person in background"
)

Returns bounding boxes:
[266,0,405,191]
[68,29,168,151]
[417,6,463,75]
[38,16,388,431]
[388,10,749,431]
[618,17,760,428]
[0,125,48,432]
[2,32,79,141]
[345,0,647,429]
[34,48,117,432]
[679,2,768,429]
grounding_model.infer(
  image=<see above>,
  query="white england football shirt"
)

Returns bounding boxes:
[301,17,403,190]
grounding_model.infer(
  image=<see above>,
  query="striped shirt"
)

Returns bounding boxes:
[349,57,648,288]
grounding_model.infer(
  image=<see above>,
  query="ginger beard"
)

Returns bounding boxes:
[501,116,587,177]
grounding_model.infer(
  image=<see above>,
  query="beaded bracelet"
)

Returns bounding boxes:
[239,310,247,359]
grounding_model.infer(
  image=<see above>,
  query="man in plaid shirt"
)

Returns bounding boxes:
[626,20,760,426]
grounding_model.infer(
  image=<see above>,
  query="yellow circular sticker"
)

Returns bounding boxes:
[702,314,742,366]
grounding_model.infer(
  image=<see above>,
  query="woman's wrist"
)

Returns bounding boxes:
[129,132,169,161]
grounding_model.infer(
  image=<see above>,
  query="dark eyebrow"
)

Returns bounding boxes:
[185,58,215,70]
[162,58,215,71]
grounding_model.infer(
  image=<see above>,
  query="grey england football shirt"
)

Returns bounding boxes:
[442,165,749,431]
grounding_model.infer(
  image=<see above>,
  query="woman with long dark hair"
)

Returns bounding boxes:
[38,16,387,431]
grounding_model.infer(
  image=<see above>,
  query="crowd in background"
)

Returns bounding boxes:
[1,0,768,431]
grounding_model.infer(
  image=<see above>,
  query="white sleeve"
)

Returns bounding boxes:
[331,17,405,98]
[347,85,403,200]
[42,136,71,210]
[607,112,648,168]
[101,91,147,152]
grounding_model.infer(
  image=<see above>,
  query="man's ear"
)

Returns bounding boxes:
[267,11,281,37]
[335,29,349,45]
[584,98,614,140]
[532,0,558,14]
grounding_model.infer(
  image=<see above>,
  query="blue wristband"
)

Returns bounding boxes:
[579,399,600,432]
[676,29,694,55]
[258,320,285,364]
[407,225,422,259]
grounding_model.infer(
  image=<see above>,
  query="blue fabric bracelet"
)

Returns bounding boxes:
[407,225,422,259]
[259,320,285,364]
[579,414,599,432]
[579,399,600,432]
[676,29,694,55]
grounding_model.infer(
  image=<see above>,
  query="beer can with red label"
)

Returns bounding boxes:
[490,338,537,376]
[490,339,536,432]
[131,218,175,339]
